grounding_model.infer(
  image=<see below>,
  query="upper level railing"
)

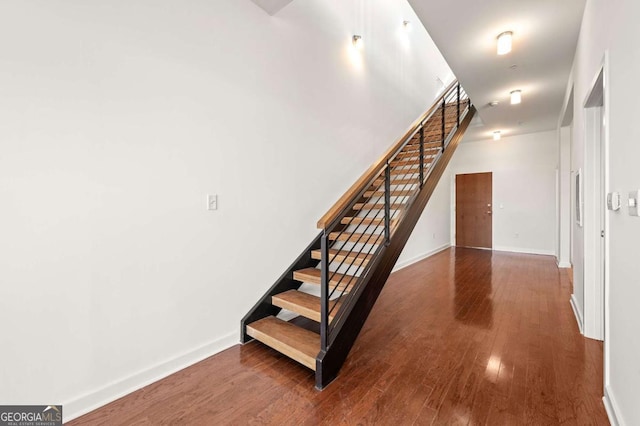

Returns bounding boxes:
[317,80,470,351]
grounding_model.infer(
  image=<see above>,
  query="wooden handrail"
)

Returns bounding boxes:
[317,79,459,229]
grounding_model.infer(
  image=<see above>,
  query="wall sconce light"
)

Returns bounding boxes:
[403,21,411,31]
[352,35,363,49]
[493,131,501,141]
[510,89,522,104]
[497,31,513,55]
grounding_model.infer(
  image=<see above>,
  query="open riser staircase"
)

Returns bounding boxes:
[241,81,476,389]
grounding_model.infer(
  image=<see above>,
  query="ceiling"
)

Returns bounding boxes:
[251,0,294,15]
[408,0,586,142]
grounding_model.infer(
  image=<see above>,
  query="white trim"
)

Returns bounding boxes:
[492,246,555,256]
[570,294,584,334]
[63,331,238,423]
[601,50,611,390]
[581,58,607,342]
[603,386,624,426]
[393,243,450,272]
[557,261,572,268]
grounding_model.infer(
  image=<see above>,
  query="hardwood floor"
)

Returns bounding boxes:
[68,248,608,425]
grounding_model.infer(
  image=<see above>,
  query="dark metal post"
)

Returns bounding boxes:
[441,96,446,152]
[457,84,461,127]
[384,165,391,245]
[419,126,424,188]
[320,232,329,350]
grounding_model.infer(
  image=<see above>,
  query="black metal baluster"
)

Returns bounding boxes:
[384,165,391,246]
[441,96,446,152]
[419,126,424,188]
[320,232,329,350]
[457,83,461,127]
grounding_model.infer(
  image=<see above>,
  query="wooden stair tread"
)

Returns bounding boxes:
[246,316,319,370]
[402,141,442,147]
[339,216,387,226]
[373,176,419,186]
[354,201,405,210]
[272,290,342,322]
[408,131,455,141]
[393,153,439,161]
[311,248,373,265]
[390,159,432,167]
[363,189,414,197]
[405,140,445,148]
[390,166,430,175]
[329,231,384,244]
[293,268,358,292]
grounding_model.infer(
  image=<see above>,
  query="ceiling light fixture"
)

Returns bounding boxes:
[510,89,522,105]
[403,21,411,31]
[489,100,499,107]
[497,31,513,55]
[493,131,501,141]
[352,35,363,49]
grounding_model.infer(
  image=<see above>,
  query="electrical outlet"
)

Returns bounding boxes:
[207,194,218,211]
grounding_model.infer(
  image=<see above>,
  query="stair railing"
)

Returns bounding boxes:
[317,81,470,353]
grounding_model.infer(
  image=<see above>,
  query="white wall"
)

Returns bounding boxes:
[557,126,572,267]
[0,0,454,421]
[565,1,640,424]
[396,167,453,269]
[449,130,558,255]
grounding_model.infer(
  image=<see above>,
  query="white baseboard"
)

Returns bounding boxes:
[570,294,584,334]
[557,260,571,268]
[393,243,450,272]
[64,331,238,423]
[603,385,624,426]
[492,246,556,256]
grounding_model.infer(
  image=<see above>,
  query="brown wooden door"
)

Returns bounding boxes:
[456,172,492,248]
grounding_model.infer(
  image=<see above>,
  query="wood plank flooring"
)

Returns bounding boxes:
[68,248,608,425]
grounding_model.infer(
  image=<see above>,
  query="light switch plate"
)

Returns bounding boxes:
[207,194,218,211]
[629,191,639,216]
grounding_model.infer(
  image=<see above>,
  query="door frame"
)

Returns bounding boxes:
[582,53,609,386]
[451,170,494,249]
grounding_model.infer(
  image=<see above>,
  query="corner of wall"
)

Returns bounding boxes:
[604,385,625,426]
[393,243,450,272]
[569,294,584,334]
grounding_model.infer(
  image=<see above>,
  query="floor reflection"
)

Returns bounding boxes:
[452,247,493,328]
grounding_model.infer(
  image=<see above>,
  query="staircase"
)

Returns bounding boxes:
[241,81,476,389]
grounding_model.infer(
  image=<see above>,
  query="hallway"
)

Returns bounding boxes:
[70,248,608,425]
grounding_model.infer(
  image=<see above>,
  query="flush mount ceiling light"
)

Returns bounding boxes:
[352,35,363,49]
[493,131,501,140]
[403,21,411,31]
[510,89,522,105]
[489,100,499,107]
[497,31,513,55]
